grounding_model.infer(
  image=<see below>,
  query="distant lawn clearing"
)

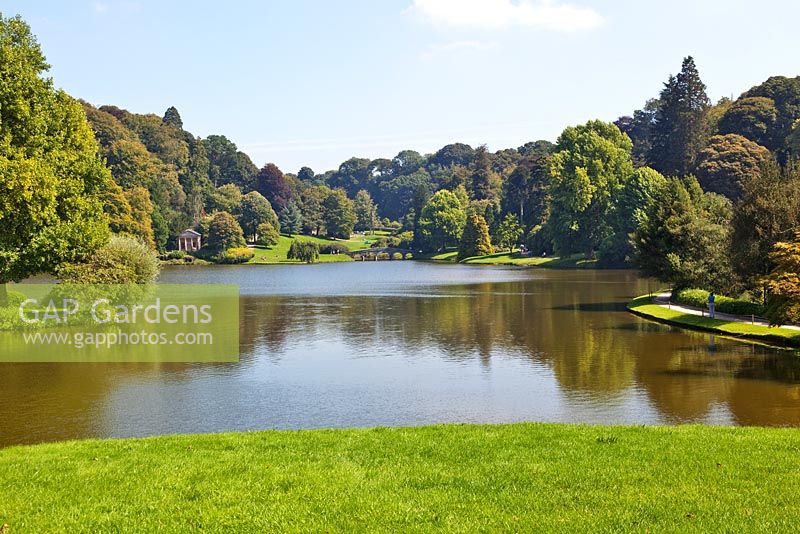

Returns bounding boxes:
[1,423,799,532]
[424,249,599,268]
[248,234,377,264]
[627,294,800,348]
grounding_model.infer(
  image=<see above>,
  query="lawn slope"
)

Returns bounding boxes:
[628,295,800,348]
[2,423,800,532]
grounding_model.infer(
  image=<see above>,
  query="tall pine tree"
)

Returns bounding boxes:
[648,57,710,176]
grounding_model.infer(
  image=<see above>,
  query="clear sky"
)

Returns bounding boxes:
[4,0,799,173]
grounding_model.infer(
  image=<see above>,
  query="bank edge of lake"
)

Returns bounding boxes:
[628,294,800,349]
[1,422,799,532]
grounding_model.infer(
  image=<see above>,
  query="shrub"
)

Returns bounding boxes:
[392,252,403,260]
[319,243,350,255]
[404,252,414,260]
[217,247,255,264]
[163,250,187,260]
[58,235,161,284]
[377,252,390,261]
[287,240,320,264]
[673,288,765,317]
[256,222,280,247]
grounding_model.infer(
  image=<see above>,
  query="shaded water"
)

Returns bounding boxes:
[2,262,800,447]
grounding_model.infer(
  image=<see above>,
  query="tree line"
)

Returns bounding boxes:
[4,12,800,319]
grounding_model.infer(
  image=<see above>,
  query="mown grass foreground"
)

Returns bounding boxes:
[627,294,800,348]
[2,423,800,532]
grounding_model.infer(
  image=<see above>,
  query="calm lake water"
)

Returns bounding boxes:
[2,262,800,447]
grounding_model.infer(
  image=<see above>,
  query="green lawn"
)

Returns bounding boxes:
[424,249,599,268]
[248,234,377,264]
[627,294,800,348]
[1,423,799,532]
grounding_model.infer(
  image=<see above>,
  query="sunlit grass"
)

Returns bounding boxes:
[1,423,799,532]
[248,234,377,264]
[627,294,800,347]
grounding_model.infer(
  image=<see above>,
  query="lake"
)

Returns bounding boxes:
[2,262,800,447]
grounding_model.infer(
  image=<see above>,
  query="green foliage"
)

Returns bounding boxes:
[741,76,800,160]
[549,120,634,256]
[323,189,356,239]
[673,288,764,317]
[718,96,780,150]
[208,184,243,214]
[217,247,255,264]
[300,185,330,236]
[58,235,160,284]
[287,240,320,264]
[202,134,258,190]
[648,56,711,176]
[278,201,303,235]
[206,211,246,252]
[730,160,800,290]
[353,190,377,232]
[615,98,659,166]
[459,214,493,260]
[417,189,466,251]
[495,213,523,252]
[764,232,800,325]
[256,222,280,247]
[632,177,733,290]
[0,14,110,289]
[694,134,770,200]
[237,191,279,240]
[469,145,497,200]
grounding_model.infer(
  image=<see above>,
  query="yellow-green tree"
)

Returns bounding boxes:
[459,214,492,260]
[0,14,110,304]
[764,232,800,325]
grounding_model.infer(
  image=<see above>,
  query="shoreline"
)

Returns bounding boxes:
[627,294,800,349]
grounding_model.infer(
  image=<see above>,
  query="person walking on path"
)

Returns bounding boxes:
[708,291,716,319]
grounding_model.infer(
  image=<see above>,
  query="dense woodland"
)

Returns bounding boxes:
[4,14,800,321]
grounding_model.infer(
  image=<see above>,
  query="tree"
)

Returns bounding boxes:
[58,235,160,284]
[459,214,492,260]
[206,211,246,252]
[615,99,659,166]
[764,233,800,325]
[203,135,258,190]
[297,166,316,183]
[632,177,733,290]
[741,76,800,159]
[238,191,279,241]
[376,169,431,221]
[718,97,779,150]
[502,154,550,229]
[287,240,320,264]
[648,57,711,176]
[323,189,356,239]
[279,201,303,235]
[255,163,293,213]
[353,190,377,232]
[694,134,770,200]
[0,14,111,304]
[600,167,666,266]
[470,145,495,200]
[496,214,523,252]
[162,106,183,129]
[329,157,372,197]
[300,185,330,236]
[256,222,280,247]
[124,186,157,249]
[548,120,634,256]
[208,183,243,214]
[417,189,466,251]
[730,160,800,294]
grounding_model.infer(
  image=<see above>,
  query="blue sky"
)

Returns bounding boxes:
[5,0,799,173]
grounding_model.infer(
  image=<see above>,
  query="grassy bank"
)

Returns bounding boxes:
[248,234,376,264]
[425,249,599,268]
[2,423,800,532]
[627,294,800,348]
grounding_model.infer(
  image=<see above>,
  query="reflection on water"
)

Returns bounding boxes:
[2,262,800,447]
